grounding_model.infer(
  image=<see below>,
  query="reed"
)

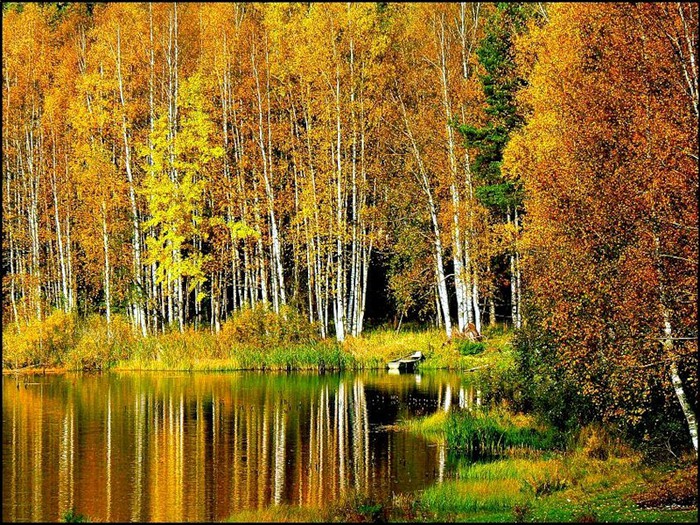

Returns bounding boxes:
[445,410,563,458]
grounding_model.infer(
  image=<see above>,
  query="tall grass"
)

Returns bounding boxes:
[3,310,77,369]
[404,403,564,459]
[421,476,528,513]
[445,410,563,458]
[3,310,513,373]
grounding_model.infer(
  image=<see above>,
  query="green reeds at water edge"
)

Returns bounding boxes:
[445,410,564,458]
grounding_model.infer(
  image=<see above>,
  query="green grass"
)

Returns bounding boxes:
[401,404,697,523]
[416,453,697,523]
[445,410,564,458]
[403,410,450,439]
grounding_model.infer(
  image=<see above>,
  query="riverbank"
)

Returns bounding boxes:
[3,309,511,373]
[6,313,695,523]
[225,412,698,523]
[397,410,698,523]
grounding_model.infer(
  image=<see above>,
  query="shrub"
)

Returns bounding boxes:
[3,310,77,368]
[458,340,486,356]
[69,314,135,370]
[62,508,88,523]
[512,322,593,431]
[219,305,319,350]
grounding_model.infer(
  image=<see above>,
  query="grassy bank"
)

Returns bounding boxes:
[223,457,697,523]
[2,308,512,373]
[225,414,696,523]
[7,311,696,523]
[395,406,698,523]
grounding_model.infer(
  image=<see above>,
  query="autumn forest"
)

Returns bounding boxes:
[2,2,699,521]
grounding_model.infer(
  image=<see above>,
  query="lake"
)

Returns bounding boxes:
[2,370,484,522]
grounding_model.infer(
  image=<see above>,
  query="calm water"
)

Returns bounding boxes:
[2,370,483,522]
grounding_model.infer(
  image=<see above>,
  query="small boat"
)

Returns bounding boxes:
[387,351,424,372]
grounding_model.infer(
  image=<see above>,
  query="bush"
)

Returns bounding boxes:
[3,310,77,368]
[69,314,135,370]
[512,322,594,432]
[458,340,486,356]
[218,305,319,349]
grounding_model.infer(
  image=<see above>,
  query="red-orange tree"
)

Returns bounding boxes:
[506,3,698,453]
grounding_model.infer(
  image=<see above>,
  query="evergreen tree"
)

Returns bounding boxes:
[457,2,537,212]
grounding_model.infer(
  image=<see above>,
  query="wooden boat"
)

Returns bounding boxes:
[387,351,424,372]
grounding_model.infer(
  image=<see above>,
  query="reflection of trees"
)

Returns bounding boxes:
[2,372,452,522]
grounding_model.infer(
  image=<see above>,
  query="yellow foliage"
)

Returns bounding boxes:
[3,310,77,368]
[69,314,135,370]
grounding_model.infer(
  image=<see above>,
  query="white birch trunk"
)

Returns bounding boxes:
[50,142,69,313]
[437,13,468,333]
[101,202,111,337]
[304,104,327,338]
[399,95,452,338]
[252,44,284,313]
[66,213,74,311]
[472,269,481,334]
[663,313,698,455]
[116,27,146,336]
[514,207,522,329]
[334,70,346,343]
[9,235,20,332]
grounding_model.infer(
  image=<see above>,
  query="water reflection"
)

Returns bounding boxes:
[2,370,479,522]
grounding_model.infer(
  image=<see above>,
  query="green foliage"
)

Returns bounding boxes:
[458,340,486,356]
[62,508,89,523]
[511,319,593,432]
[457,3,538,200]
[475,181,522,212]
[445,409,563,457]
[2,2,24,13]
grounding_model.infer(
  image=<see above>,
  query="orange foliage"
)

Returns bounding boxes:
[505,3,698,427]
